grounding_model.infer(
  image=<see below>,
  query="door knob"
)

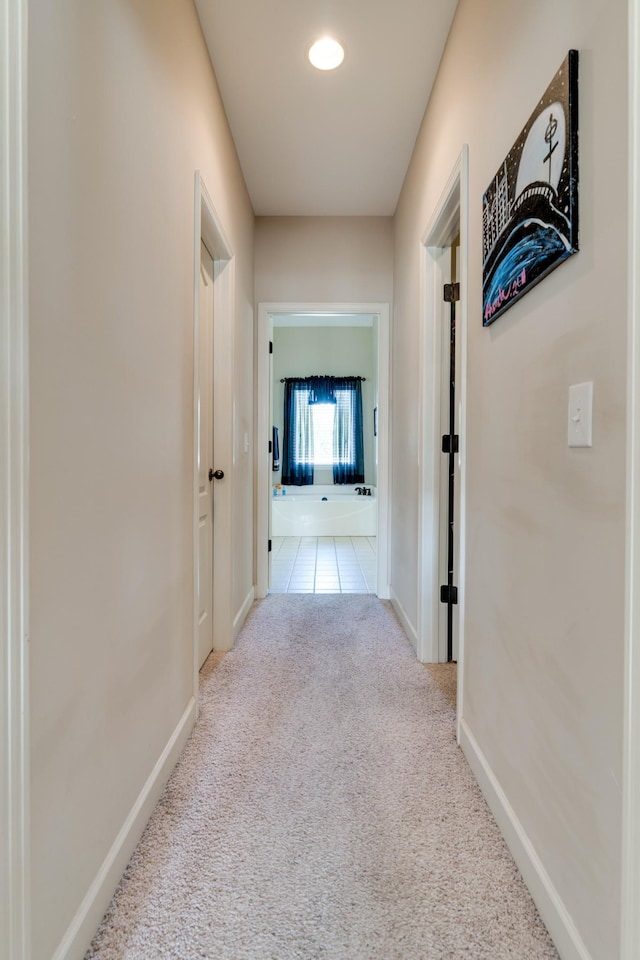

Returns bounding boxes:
[209,468,224,481]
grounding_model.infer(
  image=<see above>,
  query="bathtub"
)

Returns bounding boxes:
[272,484,377,537]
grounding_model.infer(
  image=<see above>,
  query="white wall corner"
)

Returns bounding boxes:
[390,588,419,653]
[1,1,30,958]
[460,719,593,960]
[622,1,640,958]
[234,587,256,641]
[51,698,197,960]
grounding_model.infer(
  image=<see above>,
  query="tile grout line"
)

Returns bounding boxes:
[274,536,376,595]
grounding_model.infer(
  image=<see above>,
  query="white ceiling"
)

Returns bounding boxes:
[194,0,459,217]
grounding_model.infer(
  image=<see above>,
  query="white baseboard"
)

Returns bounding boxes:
[390,587,418,653]
[459,718,592,960]
[52,697,197,960]
[234,586,255,641]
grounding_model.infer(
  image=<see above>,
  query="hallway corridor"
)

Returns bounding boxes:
[85,595,558,960]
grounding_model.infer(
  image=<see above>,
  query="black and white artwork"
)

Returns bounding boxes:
[482,51,579,326]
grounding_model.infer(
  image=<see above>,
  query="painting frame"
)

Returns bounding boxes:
[482,50,579,327]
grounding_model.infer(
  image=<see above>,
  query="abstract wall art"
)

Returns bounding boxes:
[482,50,579,326]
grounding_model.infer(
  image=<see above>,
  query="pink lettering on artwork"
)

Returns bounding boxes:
[484,268,527,322]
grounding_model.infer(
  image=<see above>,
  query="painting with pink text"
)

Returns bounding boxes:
[482,51,579,327]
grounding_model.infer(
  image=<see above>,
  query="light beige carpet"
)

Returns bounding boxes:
[85,595,558,960]
[423,662,457,710]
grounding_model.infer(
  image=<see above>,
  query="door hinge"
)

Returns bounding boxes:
[268,440,272,454]
[440,584,458,605]
[268,539,272,553]
[443,282,460,302]
[269,340,273,354]
[442,434,459,454]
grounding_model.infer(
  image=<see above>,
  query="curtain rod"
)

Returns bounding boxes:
[279,375,366,383]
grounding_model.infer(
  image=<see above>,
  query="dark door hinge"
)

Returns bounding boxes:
[268,440,272,454]
[268,539,272,553]
[443,282,460,303]
[442,434,459,454]
[440,584,458,605]
[269,340,273,354]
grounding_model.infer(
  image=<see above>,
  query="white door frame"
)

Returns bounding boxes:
[193,173,235,700]
[418,146,469,741]
[435,245,455,664]
[197,241,215,668]
[1,0,30,957]
[256,302,391,600]
[622,1,640,955]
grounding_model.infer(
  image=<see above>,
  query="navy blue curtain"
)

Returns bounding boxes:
[281,380,314,485]
[281,376,364,486]
[333,378,365,485]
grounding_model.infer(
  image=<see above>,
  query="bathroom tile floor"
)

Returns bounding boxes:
[269,536,377,594]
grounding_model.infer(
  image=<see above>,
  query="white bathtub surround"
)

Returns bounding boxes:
[272,484,377,537]
[270,537,377,594]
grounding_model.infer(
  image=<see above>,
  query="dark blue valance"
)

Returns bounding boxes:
[307,375,336,405]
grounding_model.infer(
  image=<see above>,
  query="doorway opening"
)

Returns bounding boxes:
[418,147,468,739]
[440,238,460,662]
[257,303,390,600]
[193,173,234,697]
[197,240,215,667]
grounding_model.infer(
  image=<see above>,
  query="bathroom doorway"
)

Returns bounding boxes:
[256,303,390,599]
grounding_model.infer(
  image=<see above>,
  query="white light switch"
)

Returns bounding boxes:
[568,381,593,447]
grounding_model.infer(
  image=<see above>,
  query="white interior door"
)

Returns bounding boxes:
[198,240,214,667]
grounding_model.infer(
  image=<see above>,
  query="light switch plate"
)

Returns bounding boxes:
[568,381,593,447]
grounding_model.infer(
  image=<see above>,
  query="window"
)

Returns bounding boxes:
[309,402,336,465]
[282,377,365,486]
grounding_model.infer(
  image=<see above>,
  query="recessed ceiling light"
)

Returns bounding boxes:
[308,37,345,71]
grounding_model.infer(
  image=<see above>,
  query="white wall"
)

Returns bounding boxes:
[28,2,254,958]
[1,2,28,958]
[255,216,393,304]
[393,2,626,959]
[273,326,376,485]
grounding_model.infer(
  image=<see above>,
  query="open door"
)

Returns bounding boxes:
[197,241,214,668]
[439,242,460,662]
[193,171,234,693]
